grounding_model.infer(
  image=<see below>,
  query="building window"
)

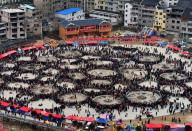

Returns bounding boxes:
[182,27,186,31]
[188,28,192,32]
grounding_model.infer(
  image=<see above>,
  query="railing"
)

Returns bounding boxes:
[0,112,66,131]
[99,28,112,32]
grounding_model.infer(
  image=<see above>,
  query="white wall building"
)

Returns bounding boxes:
[89,10,123,26]
[162,0,179,8]
[0,22,6,43]
[19,4,43,37]
[55,8,85,21]
[0,0,21,5]
[124,3,140,28]
[1,9,26,39]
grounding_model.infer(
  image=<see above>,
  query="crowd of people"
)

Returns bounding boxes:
[0,44,191,129]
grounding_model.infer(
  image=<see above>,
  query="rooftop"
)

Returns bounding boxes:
[61,19,109,27]
[20,4,36,10]
[56,8,81,15]
[175,0,192,9]
[1,9,24,13]
[141,0,160,7]
[90,9,120,17]
[182,8,192,20]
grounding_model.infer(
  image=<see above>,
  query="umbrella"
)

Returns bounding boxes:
[96,118,107,124]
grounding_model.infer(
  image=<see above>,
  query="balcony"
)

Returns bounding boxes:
[0,26,6,30]
[0,32,6,35]
[66,30,79,35]
[99,27,112,32]
[79,26,97,33]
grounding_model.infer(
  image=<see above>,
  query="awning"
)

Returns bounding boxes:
[0,101,10,107]
[0,50,17,59]
[41,111,51,117]
[185,122,192,127]
[33,109,43,114]
[65,115,77,120]
[82,117,95,122]
[19,106,31,112]
[145,124,163,129]
[65,115,95,122]
[166,123,185,128]
[52,114,63,119]
[180,51,190,55]
[22,45,44,51]
[167,44,181,51]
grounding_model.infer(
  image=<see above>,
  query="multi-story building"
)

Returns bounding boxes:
[33,0,68,17]
[181,8,192,38]
[83,0,95,12]
[33,0,84,18]
[59,19,112,40]
[1,9,26,39]
[0,0,21,5]
[166,0,192,35]
[162,0,179,8]
[139,0,160,28]
[124,1,141,28]
[118,0,132,13]
[0,22,6,43]
[89,10,123,26]
[153,8,166,32]
[67,0,82,8]
[55,8,85,21]
[94,0,119,12]
[19,4,42,38]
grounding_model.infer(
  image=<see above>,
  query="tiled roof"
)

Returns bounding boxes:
[60,19,107,27]
[182,8,192,20]
[141,0,160,6]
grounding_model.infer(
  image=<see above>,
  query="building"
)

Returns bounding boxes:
[83,0,95,12]
[162,0,179,8]
[33,0,83,18]
[33,0,67,17]
[0,22,6,43]
[0,0,21,5]
[166,0,192,35]
[89,10,122,26]
[118,0,132,13]
[94,0,118,12]
[55,8,85,21]
[153,8,166,33]
[1,9,26,39]
[67,0,82,9]
[124,2,141,28]
[94,0,133,13]
[139,0,160,28]
[19,4,42,38]
[59,19,112,40]
[181,8,192,38]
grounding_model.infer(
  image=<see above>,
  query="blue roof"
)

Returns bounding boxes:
[56,8,81,15]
